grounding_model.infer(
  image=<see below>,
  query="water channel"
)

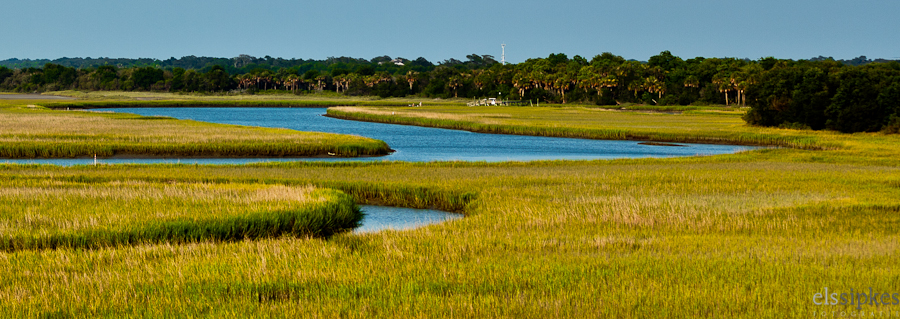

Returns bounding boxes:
[5,107,755,165]
[5,107,756,233]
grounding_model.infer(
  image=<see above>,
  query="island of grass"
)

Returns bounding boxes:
[0,101,391,158]
[0,181,362,251]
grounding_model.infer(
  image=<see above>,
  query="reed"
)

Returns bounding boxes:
[1,99,899,317]
[41,100,416,109]
[326,106,831,149]
[0,157,898,317]
[41,90,469,105]
[0,104,391,158]
[0,180,361,252]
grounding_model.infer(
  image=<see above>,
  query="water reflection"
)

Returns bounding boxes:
[355,205,461,233]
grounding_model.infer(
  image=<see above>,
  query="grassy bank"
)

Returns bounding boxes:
[42,100,419,109]
[326,106,834,149]
[42,90,469,106]
[325,106,900,167]
[0,102,391,158]
[0,181,361,251]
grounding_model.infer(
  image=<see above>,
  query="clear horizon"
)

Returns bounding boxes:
[2,0,897,63]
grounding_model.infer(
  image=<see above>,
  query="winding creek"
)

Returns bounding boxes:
[6,107,757,233]
[6,107,755,165]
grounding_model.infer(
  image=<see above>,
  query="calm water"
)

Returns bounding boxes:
[3,107,754,165]
[5,107,756,232]
[355,205,462,233]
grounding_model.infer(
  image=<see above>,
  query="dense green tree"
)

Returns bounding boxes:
[40,64,78,88]
[743,63,835,129]
[2,53,898,132]
[204,65,232,92]
[648,51,684,73]
[0,67,13,84]
[170,67,185,91]
[826,66,898,132]
[131,67,164,90]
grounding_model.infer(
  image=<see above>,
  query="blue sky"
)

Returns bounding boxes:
[2,0,898,63]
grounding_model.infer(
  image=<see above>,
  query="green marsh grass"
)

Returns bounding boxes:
[0,180,362,251]
[1,100,900,317]
[327,106,836,149]
[42,100,418,109]
[0,158,898,317]
[43,90,469,105]
[0,103,390,158]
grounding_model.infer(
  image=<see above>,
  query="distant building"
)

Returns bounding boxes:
[378,58,406,66]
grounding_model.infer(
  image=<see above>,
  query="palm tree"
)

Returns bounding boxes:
[512,72,531,98]
[236,74,249,91]
[712,74,732,105]
[644,77,664,100]
[363,75,378,87]
[448,75,463,98]
[260,70,274,91]
[285,74,300,92]
[627,80,644,99]
[472,69,491,92]
[683,75,700,90]
[273,74,283,91]
[344,73,359,92]
[406,70,419,91]
[551,72,573,103]
[314,75,327,92]
[600,75,618,97]
[734,64,762,106]
[332,74,345,93]
[577,65,596,94]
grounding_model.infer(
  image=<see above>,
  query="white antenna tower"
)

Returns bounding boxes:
[501,43,506,65]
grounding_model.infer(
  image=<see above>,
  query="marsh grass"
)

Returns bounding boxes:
[327,106,835,150]
[1,100,900,317]
[0,180,361,251]
[0,103,390,158]
[42,90,469,105]
[41,100,416,109]
[0,159,898,317]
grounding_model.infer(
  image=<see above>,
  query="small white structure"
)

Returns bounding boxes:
[376,58,406,66]
[467,97,532,107]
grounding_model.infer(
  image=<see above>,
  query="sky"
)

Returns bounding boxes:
[2,0,898,63]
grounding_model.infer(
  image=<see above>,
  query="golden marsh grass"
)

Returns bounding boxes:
[0,101,899,317]
[0,178,363,252]
[0,101,390,157]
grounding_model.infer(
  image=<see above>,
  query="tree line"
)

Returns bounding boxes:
[1,52,898,133]
[744,60,900,133]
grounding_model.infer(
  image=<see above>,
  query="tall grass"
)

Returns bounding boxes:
[327,106,831,149]
[0,180,361,252]
[0,158,898,317]
[42,90,470,105]
[0,104,391,158]
[41,100,417,109]
[1,99,900,317]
